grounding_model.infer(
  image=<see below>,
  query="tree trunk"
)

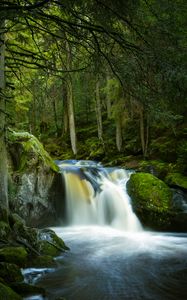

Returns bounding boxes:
[139,107,149,158]
[95,78,103,142]
[65,39,77,155]
[116,117,123,152]
[0,18,8,219]
[62,83,69,136]
[106,74,111,119]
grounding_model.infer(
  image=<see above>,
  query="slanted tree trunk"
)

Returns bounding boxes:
[95,78,103,142]
[0,17,8,219]
[65,39,77,155]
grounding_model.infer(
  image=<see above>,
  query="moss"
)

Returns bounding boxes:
[37,240,60,256]
[8,129,59,172]
[0,246,28,266]
[127,173,172,211]
[27,255,57,268]
[165,173,187,190]
[127,173,173,229]
[38,229,69,252]
[0,221,10,240]
[0,282,22,300]
[0,262,23,284]
[10,282,45,297]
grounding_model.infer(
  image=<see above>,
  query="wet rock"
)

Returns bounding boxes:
[0,246,28,266]
[10,282,45,297]
[8,130,64,227]
[27,255,57,268]
[165,173,187,191]
[127,172,172,230]
[0,282,22,300]
[0,262,23,283]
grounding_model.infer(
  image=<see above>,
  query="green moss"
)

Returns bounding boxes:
[27,255,57,268]
[0,246,28,266]
[38,240,60,256]
[38,229,69,252]
[165,173,187,190]
[127,173,172,212]
[8,130,59,172]
[10,282,45,297]
[0,221,10,240]
[0,282,22,300]
[0,262,23,284]
[127,173,173,229]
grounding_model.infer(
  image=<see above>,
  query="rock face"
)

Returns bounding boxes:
[8,130,64,226]
[127,172,173,230]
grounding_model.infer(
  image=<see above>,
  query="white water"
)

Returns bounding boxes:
[24,161,187,300]
[58,160,142,231]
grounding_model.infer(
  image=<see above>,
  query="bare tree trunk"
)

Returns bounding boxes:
[139,107,149,158]
[65,39,77,155]
[0,18,8,219]
[95,78,103,142]
[62,84,69,136]
[106,74,111,119]
[116,117,123,152]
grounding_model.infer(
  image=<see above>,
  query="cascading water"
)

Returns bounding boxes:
[24,160,187,300]
[57,160,142,231]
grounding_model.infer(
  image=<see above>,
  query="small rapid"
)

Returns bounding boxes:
[34,226,187,300]
[23,161,187,300]
[58,160,142,231]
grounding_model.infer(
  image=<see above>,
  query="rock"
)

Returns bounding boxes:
[37,228,69,256]
[0,221,10,240]
[0,282,22,300]
[27,255,57,268]
[0,262,23,284]
[8,130,65,227]
[10,282,45,297]
[38,229,69,251]
[165,173,187,191]
[127,172,173,230]
[0,246,28,266]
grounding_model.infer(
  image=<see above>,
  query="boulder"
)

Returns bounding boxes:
[0,262,23,284]
[165,173,187,191]
[0,246,28,266]
[8,130,64,226]
[0,282,22,300]
[127,172,173,230]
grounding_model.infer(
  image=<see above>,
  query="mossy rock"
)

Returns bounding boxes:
[0,282,22,300]
[127,173,173,230]
[0,262,23,284]
[0,246,28,266]
[8,129,59,172]
[27,255,57,268]
[0,221,11,240]
[10,282,45,297]
[38,229,69,252]
[165,173,187,190]
[37,240,61,256]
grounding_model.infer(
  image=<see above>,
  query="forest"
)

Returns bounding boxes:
[0,0,187,299]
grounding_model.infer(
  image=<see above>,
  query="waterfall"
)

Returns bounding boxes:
[57,160,142,232]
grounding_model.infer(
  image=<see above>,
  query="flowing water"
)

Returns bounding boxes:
[24,161,187,300]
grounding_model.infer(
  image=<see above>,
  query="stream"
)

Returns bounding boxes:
[24,161,187,300]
